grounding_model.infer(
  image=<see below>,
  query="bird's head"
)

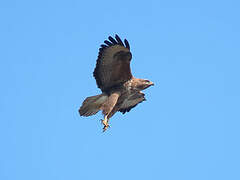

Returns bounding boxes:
[135,79,154,91]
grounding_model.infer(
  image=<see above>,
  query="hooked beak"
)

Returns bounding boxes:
[149,81,154,86]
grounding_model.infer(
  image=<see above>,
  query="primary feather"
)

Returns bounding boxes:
[79,35,154,131]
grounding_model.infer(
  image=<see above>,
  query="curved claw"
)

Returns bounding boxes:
[101,118,110,132]
[103,124,110,132]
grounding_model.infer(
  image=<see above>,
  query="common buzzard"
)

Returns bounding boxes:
[79,35,154,131]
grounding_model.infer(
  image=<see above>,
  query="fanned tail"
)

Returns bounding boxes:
[79,94,108,117]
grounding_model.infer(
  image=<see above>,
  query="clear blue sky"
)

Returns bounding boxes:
[0,0,240,180]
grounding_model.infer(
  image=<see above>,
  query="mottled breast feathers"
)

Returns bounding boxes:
[93,35,133,92]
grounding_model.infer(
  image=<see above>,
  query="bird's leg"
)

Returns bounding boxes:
[101,115,110,132]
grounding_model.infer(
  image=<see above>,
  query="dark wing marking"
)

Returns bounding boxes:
[101,44,108,48]
[108,36,118,44]
[124,39,130,50]
[93,34,133,92]
[115,34,124,46]
[119,91,146,114]
[104,40,112,46]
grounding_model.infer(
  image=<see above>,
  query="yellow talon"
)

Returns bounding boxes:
[101,116,110,132]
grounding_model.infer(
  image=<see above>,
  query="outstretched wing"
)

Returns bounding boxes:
[119,91,146,114]
[93,35,132,92]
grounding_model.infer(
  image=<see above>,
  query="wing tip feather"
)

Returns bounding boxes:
[93,34,131,91]
[124,39,130,50]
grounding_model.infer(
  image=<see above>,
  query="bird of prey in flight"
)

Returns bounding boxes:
[79,35,154,132]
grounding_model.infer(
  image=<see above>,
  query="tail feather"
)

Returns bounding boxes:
[79,94,108,117]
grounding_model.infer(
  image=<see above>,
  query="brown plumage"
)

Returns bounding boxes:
[79,35,154,131]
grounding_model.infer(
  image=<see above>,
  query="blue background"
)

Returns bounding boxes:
[1,0,240,179]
